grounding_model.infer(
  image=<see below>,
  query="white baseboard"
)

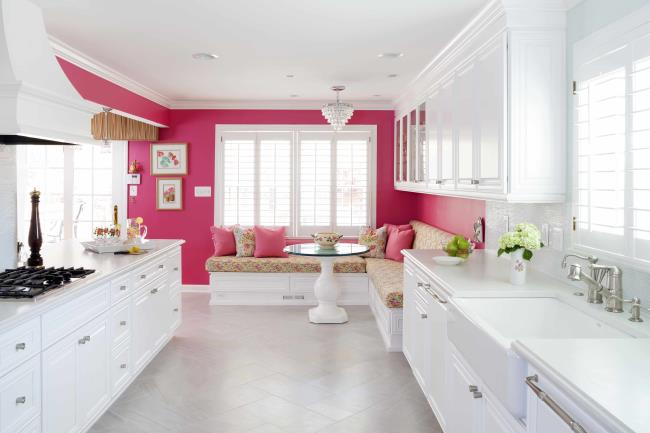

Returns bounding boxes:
[182,284,211,293]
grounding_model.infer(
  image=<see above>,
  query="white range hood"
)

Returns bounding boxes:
[0,0,97,145]
[0,0,98,269]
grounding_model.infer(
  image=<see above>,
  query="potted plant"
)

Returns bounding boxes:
[497,223,544,285]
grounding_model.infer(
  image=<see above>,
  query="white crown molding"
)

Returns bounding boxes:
[169,99,394,110]
[48,35,171,108]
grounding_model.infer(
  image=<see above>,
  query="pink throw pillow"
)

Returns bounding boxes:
[210,226,236,256]
[254,226,287,258]
[385,223,413,234]
[385,228,415,262]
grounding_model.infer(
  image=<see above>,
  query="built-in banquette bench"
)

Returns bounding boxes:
[205,220,453,351]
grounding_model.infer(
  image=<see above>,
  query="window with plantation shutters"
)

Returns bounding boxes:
[217,126,375,237]
[573,11,650,266]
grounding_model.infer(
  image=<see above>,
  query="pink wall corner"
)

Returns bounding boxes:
[414,195,486,248]
[128,109,419,285]
[57,57,170,127]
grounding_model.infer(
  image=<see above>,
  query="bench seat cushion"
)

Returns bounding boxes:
[205,255,366,273]
[365,258,404,308]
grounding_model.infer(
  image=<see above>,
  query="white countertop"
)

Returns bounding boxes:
[0,239,184,332]
[404,249,650,433]
[513,339,650,433]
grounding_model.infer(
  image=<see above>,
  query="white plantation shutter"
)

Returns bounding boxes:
[299,134,331,231]
[573,16,650,265]
[336,136,369,228]
[218,127,374,236]
[222,133,255,226]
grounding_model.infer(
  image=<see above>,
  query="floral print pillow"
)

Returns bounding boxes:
[358,226,387,259]
[233,226,256,257]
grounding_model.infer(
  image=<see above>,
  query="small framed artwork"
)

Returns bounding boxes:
[156,178,183,210]
[150,142,188,176]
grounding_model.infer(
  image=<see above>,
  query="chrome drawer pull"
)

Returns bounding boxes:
[120,321,127,326]
[173,267,179,271]
[435,179,443,185]
[158,264,164,269]
[78,338,86,345]
[84,335,91,342]
[420,312,428,319]
[471,179,480,185]
[151,288,159,294]
[140,275,146,280]
[468,385,478,392]
[120,363,127,369]
[15,396,26,404]
[119,285,127,291]
[173,308,179,312]
[472,391,483,399]
[526,375,587,433]
[15,342,26,351]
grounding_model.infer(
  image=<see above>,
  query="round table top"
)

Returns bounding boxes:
[283,243,370,257]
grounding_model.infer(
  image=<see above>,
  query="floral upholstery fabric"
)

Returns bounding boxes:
[365,258,404,308]
[358,226,387,259]
[233,226,255,257]
[205,256,366,273]
[410,220,454,250]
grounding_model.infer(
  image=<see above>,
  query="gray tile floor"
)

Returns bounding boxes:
[90,293,442,433]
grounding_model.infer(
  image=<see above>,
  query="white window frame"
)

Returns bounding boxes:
[215,124,377,238]
[571,4,650,270]
[16,142,128,242]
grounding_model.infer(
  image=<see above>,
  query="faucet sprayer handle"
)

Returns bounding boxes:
[561,254,599,269]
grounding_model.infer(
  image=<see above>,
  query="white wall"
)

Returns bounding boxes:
[0,146,17,270]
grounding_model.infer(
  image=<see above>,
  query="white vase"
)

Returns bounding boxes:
[510,249,527,285]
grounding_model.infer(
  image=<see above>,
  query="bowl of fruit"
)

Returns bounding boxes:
[435,235,473,265]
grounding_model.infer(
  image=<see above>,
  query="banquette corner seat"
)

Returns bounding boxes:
[205,220,453,351]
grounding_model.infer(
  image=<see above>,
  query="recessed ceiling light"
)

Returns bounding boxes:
[387,74,398,78]
[378,52,404,59]
[192,52,219,60]
[286,74,295,78]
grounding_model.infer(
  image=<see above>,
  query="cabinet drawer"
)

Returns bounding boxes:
[167,252,181,286]
[0,356,40,433]
[110,342,131,396]
[133,259,167,289]
[0,318,40,378]
[110,300,131,348]
[42,284,110,348]
[110,275,131,305]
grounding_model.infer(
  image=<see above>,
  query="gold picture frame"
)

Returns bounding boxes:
[150,142,188,176]
[156,177,183,211]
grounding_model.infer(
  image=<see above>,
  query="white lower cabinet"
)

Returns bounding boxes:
[447,347,483,433]
[0,357,40,433]
[42,313,110,433]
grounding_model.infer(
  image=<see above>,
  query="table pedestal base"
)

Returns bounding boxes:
[309,257,348,324]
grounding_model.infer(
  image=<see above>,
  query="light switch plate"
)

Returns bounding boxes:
[129,185,138,197]
[194,186,212,197]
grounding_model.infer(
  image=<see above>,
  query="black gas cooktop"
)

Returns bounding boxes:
[0,266,95,299]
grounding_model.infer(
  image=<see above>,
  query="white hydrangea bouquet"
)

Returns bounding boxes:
[497,223,544,284]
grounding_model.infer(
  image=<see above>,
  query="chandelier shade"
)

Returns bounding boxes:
[322,86,354,131]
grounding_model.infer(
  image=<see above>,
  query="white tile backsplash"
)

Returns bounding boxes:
[0,146,17,270]
[486,201,650,301]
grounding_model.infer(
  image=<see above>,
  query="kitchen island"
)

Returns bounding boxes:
[0,239,184,433]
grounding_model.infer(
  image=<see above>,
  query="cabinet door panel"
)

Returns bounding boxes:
[439,81,455,188]
[402,265,417,365]
[77,316,110,427]
[132,288,153,371]
[43,336,78,433]
[427,91,440,187]
[426,296,448,428]
[455,63,477,189]
[447,351,482,433]
[476,36,506,191]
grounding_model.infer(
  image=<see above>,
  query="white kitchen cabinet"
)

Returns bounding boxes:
[42,313,110,433]
[447,347,483,433]
[0,356,40,433]
[132,277,171,372]
[396,1,565,202]
[401,265,417,365]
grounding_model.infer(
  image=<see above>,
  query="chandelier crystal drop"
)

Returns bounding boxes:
[322,86,354,131]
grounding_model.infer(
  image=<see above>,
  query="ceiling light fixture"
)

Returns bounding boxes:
[378,52,403,59]
[192,52,219,60]
[322,86,354,131]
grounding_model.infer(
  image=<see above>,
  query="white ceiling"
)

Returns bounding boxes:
[35,0,487,107]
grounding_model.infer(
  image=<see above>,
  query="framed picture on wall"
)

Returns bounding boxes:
[150,142,188,175]
[156,177,183,210]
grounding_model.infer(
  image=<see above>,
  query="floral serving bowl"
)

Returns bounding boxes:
[311,232,343,249]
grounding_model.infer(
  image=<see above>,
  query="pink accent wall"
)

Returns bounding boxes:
[128,109,419,285]
[56,58,170,127]
[414,194,486,247]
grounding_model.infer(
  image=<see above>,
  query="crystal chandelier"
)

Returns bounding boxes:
[322,86,354,131]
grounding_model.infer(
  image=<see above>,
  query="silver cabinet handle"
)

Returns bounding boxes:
[471,179,480,185]
[472,391,483,399]
[173,267,179,271]
[140,275,146,280]
[526,375,587,433]
[468,385,478,392]
[78,338,86,345]
[173,308,179,312]
[120,320,127,326]
[426,288,448,304]
[151,288,159,294]
[420,312,428,319]
[120,363,127,369]
[119,285,127,291]
[15,342,26,351]
[84,335,91,342]
[158,264,164,269]
[15,396,26,404]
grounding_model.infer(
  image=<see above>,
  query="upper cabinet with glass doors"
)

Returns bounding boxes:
[394,1,566,203]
